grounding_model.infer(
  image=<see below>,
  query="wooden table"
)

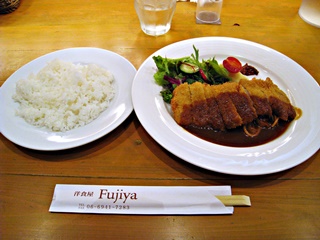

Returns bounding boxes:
[1,0,319,239]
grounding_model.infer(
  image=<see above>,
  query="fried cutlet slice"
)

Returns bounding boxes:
[239,78,273,117]
[171,78,297,131]
[203,84,225,131]
[250,78,296,121]
[213,83,243,129]
[171,83,193,126]
[264,78,296,120]
[225,82,258,125]
[189,82,211,127]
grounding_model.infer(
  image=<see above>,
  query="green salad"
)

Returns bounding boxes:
[153,46,231,103]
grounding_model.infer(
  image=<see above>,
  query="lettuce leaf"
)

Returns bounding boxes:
[152,46,230,103]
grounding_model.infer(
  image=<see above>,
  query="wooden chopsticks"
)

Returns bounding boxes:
[216,195,251,207]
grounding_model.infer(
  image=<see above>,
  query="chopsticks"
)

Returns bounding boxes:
[216,195,251,207]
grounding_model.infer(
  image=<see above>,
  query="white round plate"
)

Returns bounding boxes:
[0,47,136,151]
[132,37,320,175]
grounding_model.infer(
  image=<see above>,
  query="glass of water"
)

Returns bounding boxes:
[134,0,176,36]
[196,0,223,24]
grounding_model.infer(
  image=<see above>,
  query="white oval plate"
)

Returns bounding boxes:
[132,37,320,175]
[0,48,136,151]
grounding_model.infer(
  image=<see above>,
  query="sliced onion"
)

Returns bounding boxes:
[257,118,272,128]
[271,116,279,128]
[257,116,280,128]
[243,124,261,137]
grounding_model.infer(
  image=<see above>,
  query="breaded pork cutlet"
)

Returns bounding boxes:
[171,83,193,126]
[203,84,225,130]
[264,78,296,121]
[171,78,297,131]
[189,82,210,127]
[214,83,243,129]
[224,82,257,125]
[239,78,273,117]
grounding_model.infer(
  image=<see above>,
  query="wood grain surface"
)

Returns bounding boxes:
[1,0,319,239]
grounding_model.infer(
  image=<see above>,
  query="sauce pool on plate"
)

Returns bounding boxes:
[184,120,291,147]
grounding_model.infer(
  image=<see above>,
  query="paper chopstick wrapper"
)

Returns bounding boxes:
[49,185,250,215]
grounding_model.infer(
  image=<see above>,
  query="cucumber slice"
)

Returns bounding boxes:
[180,62,199,73]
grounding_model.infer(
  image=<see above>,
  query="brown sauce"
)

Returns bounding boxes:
[184,120,291,147]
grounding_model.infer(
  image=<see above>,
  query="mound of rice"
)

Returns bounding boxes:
[13,59,115,132]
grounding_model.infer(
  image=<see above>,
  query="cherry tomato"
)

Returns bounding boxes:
[223,57,242,73]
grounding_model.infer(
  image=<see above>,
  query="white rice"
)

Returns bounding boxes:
[13,59,115,132]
